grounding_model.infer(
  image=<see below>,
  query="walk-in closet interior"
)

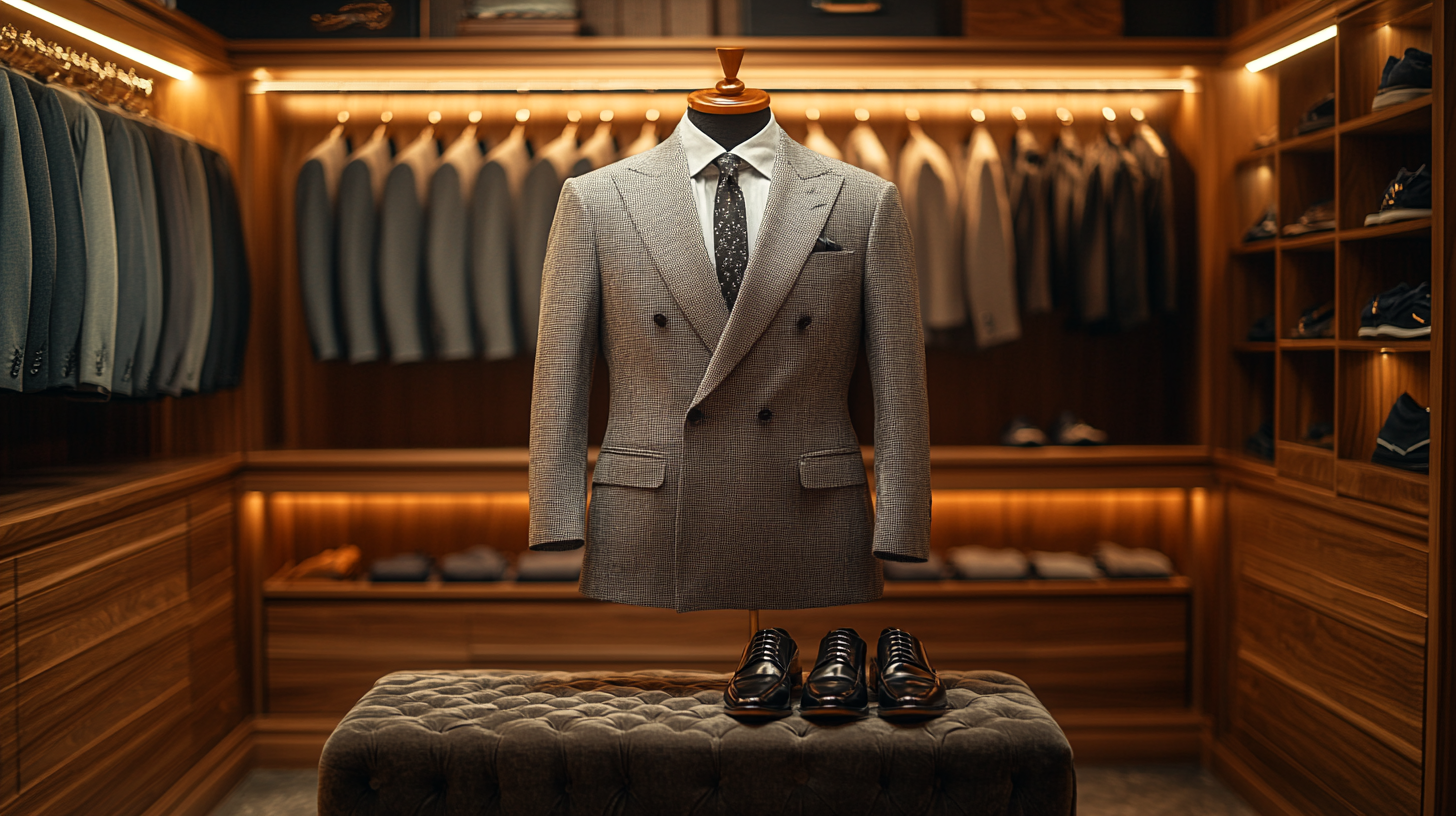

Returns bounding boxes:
[0,0,1449,814]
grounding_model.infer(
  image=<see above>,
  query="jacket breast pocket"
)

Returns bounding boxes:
[803,250,858,275]
[798,448,868,489]
[593,447,666,489]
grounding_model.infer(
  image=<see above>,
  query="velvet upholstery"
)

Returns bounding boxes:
[318,669,1075,816]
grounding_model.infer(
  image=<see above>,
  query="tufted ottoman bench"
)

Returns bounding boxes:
[318,669,1076,816]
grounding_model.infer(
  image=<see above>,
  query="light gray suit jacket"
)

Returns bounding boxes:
[528,128,931,613]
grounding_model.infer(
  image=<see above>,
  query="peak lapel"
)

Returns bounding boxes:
[611,132,727,352]
[692,136,843,407]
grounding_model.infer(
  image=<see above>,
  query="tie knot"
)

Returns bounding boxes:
[714,152,741,179]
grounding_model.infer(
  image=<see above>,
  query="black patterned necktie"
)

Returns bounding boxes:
[712,153,748,310]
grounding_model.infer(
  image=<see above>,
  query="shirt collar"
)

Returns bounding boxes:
[678,110,780,181]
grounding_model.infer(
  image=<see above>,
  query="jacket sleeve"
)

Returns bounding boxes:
[863,181,932,562]
[528,178,601,550]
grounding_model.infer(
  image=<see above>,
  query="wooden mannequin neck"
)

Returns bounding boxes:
[688,107,772,151]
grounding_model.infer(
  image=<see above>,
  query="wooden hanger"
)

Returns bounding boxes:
[688,46,770,114]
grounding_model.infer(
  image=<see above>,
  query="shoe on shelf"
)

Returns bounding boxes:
[1372,47,1433,111]
[1290,301,1334,338]
[1364,165,1432,226]
[1001,416,1048,447]
[369,552,434,582]
[1253,124,1279,150]
[874,628,948,721]
[284,544,361,580]
[1360,282,1430,338]
[1246,420,1274,461]
[440,546,508,582]
[1371,393,1430,473]
[1303,421,1334,449]
[724,628,800,721]
[1054,411,1108,445]
[800,629,871,721]
[1282,199,1336,235]
[1294,92,1335,135]
[1246,314,1275,342]
[1243,208,1277,242]
[882,552,951,581]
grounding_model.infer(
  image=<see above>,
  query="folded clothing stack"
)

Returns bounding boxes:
[440,546,508,582]
[1028,551,1104,579]
[516,549,585,582]
[1094,542,1174,578]
[882,553,951,581]
[947,546,1031,580]
[370,552,435,582]
[285,545,361,580]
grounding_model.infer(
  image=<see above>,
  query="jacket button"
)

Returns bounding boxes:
[687,407,704,425]
[797,314,813,330]
[653,313,667,327]
[758,408,773,422]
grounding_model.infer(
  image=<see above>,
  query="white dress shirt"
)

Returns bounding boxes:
[677,111,780,267]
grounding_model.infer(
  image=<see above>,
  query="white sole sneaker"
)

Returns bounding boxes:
[1370,324,1431,338]
[1364,208,1433,226]
[1372,87,1431,110]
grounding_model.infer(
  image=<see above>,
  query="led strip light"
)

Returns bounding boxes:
[1245,25,1337,72]
[0,0,192,79]
[249,77,1199,95]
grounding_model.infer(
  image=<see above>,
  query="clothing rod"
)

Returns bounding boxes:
[250,82,1197,95]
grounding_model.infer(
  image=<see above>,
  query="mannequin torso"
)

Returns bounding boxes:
[687,108,773,151]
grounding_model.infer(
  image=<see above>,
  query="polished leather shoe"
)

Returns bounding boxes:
[800,628,870,721]
[874,627,948,720]
[724,627,800,721]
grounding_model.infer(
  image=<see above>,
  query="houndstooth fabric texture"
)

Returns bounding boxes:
[318,669,1076,816]
[529,127,930,613]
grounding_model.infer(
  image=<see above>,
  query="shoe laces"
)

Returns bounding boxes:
[747,629,786,663]
[821,630,857,664]
[884,629,919,665]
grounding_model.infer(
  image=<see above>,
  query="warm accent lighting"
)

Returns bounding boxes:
[0,0,193,79]
[1245,25,1337,72]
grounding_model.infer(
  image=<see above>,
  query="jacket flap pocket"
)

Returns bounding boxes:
[799,449,868,489]
[593,449,666,489]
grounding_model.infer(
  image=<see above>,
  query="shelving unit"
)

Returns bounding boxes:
[1218,0,1436,513]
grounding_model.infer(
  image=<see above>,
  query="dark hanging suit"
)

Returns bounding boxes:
[122,119,164,397]
[143,125,198,395]
[6,69,47,392]
[199,147,250,391]
[93,107,147,396]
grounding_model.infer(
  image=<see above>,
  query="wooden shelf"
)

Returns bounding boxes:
[1278,129,1335,153]
[1334,458,1428,516]
[0,455,241,557]
[1280,339,1337,350]
[1232,240,1277,255]
[1233,341,1277,353]
[263,575,1192,601]
[1339,96,1432,136]
[1339,340,1432,352]
[1235,146,1277,166]
[1339,218,1433,242]
[1279,232,1336,251]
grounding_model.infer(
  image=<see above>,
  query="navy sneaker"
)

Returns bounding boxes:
[1364,165,1432,226]
[1282,199,1336,235]
[1295,93,1335,135]
[1243,208,1277,242]
[1001,416,1048,447]
[1373,48,1432,111]
[1365,282,1431,338]
[1304,421,1334,449]
[1358,282,1412,336]
[1245,421,1274,461]
[1291,301,1334,338]
[1371,393,1430,473]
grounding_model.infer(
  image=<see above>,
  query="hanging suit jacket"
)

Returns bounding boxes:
[896,124,962,331]
[471,127,531,360]
[803,121,842,161]
[199,147,249,391]
[177,141,214,393]
[1009,126,1053,315]
[8,71,50,392]
[963,125,1020,348]
[22,75,86,391]
[517,123,583,352]
[142,126,193,394]
[425,127,482,360]
[52,87,117,394]
[843,121,893,180]
[1048,126,1085,314]
[93,108,146,395]
[620,122,658,158]
[337,129,393,362]
[577,121,616,173]
[123,119,164,397]
[295,129,349,361]
[1084,130,1148,330]
[1130,121,1177,314]
[528,125,931,613]
[378,128,440,362]
[0,71,32,391]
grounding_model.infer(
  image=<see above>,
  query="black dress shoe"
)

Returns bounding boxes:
[724,627,800,721]
[874,628,948,720]
[800,628,870,721]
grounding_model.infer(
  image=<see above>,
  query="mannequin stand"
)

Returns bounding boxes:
[749,609,759,638]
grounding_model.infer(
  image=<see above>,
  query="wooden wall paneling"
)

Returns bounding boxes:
[961,0,1121,39]
[1275,351,1335,483]
[1275,36,1336,142]
[0,558,15,805]
[1277,246,1334,339]
[1276,146,1334,235]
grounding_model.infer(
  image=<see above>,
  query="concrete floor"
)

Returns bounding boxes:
[209,765,1258,815]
